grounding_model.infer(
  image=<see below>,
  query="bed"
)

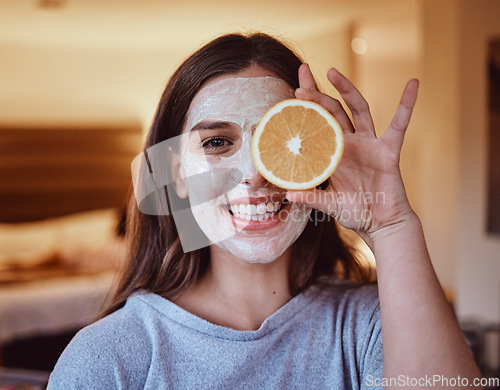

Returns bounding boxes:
[0,123,142,373]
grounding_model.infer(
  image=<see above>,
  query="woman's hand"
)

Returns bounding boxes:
[286,64,419,243]
[289,64,484,383]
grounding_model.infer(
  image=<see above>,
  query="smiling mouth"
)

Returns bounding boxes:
[225,200,288,221]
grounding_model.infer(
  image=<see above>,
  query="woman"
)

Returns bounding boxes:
[48,33,481,389]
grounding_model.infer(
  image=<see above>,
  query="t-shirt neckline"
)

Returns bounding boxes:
[130,284,321,341]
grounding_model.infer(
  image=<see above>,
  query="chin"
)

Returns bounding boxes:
[215,241,290,264]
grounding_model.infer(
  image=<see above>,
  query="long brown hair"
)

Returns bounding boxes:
[103,33,371,317]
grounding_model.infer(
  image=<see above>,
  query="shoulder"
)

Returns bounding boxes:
[47,293,157,389]
[334,282,381,342]
[311,279,383,378]
[313,278,380,317]
[311,279,382,350]
[340,281,380,317]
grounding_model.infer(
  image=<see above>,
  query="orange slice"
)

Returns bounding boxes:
[252,99,344,190]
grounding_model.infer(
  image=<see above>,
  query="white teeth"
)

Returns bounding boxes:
[227,200,283,221]
[256,203,267,214]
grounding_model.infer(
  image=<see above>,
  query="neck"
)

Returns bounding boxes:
[174,245,292,331]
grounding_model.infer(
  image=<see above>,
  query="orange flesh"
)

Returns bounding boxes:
[258,106,337,183]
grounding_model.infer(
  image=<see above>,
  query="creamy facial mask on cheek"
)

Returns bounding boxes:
[181,76,311,263]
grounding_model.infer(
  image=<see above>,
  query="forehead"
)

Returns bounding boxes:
[185,76,295,130]
[192,76,293,105]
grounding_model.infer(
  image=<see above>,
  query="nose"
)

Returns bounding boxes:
[243,164,267,188]
[240,151,267,187]
[239,135,267,188]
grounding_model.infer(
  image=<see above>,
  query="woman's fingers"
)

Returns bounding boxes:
[381,79,419,153]
[295,88,355,133]
[296,64,355,133]
[327,68,376,136]
[298,63,316,90]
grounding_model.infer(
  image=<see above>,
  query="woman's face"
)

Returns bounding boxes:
[178,66,311,263]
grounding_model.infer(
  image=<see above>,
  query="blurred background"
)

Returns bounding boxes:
[0,0,499,385]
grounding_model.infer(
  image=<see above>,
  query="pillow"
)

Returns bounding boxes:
[0,208,120,269]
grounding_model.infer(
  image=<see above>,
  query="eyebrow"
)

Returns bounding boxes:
[189,121,234,132]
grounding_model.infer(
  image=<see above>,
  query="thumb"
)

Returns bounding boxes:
[285,189,338,216]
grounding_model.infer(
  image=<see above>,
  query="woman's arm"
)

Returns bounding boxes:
[370,211,482,386]
[287,64,483,388]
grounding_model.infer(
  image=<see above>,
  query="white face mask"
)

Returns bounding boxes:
[179,75,311,263]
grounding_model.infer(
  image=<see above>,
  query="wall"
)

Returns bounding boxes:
[417,0,500,323]
[417,0,461,298]
[455,0,500,324]
[0,29,354,133]
[299,25,354,96]
[352,14,422,218]
[0,42,192,130]
[351,0,500,325]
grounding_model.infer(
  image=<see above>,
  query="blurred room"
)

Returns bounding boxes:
[0,0,499,387]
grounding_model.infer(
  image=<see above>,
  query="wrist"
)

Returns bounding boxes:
[366,209,421,245]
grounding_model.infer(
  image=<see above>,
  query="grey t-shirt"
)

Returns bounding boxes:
[48,281,383,389]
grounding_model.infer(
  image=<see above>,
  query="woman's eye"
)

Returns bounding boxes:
[201,137,232,152]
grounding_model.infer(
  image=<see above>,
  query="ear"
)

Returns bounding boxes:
[168,147,188,199]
